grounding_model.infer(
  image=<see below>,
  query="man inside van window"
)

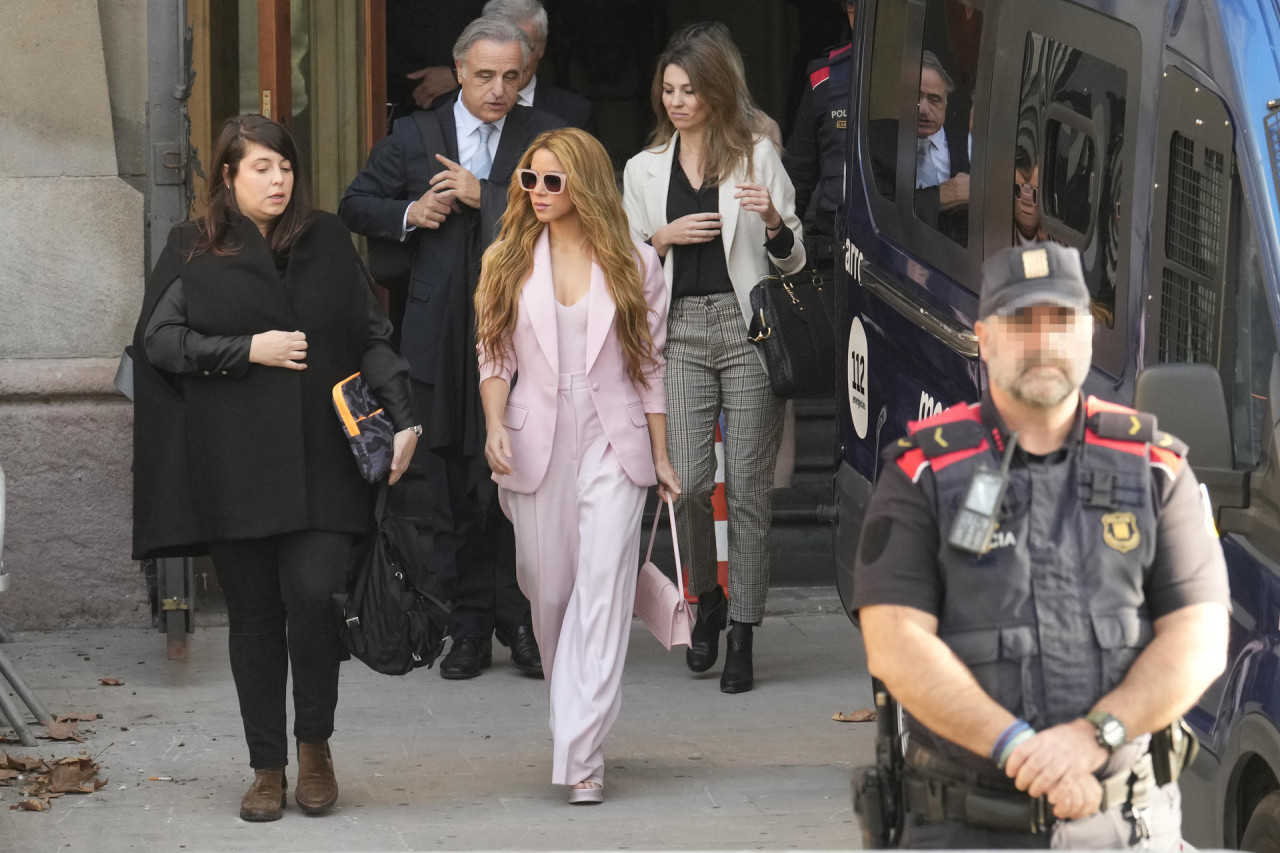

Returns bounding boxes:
[852,242,1229,848]
[869,51,970,240]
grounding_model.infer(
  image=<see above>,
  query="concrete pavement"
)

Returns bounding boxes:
[0,587,874,851]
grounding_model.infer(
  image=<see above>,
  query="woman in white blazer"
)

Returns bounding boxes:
[622,27,805,694]
[476,128,680,804]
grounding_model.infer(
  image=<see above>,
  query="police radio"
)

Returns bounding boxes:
[947,432,1019,556]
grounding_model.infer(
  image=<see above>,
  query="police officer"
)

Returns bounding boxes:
[783,0,855,277]
[852,242,1230,848]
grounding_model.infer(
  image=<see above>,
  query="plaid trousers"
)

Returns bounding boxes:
[665,293,785,624]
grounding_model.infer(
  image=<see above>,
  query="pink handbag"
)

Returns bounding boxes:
[634,495,694,650]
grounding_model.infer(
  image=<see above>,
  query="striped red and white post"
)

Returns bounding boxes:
[683,416,730,602]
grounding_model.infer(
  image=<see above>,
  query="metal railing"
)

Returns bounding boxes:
[0,463,53,746]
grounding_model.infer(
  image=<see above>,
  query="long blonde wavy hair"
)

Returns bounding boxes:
[475,128,658,386]
[647,26,757,186]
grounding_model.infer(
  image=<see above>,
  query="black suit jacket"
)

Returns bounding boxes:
[339,97,565,388]
[532,81,593,131]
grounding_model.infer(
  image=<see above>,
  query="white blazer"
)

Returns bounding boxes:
[622,132,806,338]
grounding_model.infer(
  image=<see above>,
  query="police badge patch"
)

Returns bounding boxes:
[1102,511,1141,553]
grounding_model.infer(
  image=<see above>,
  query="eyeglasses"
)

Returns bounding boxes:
[518,169,566,194]
[1013,182,1039,204]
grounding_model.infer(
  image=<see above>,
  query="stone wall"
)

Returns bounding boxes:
[0,0,149,628]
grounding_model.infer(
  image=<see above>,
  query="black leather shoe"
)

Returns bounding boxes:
[686,586,727,673]
[496,624,543,677]
[720,623,754,694]
[440,637,492,680]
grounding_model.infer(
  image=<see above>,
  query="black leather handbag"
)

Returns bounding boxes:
[333,485,451,676]
[747,270,839,398]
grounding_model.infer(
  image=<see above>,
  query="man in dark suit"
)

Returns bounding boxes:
[340,17,565,680]
[482,0,593,130]
[867,50,970,242]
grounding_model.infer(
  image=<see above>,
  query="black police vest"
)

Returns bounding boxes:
[896,398,1180,733]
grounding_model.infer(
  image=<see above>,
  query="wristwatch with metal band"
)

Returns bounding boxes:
[408,424,423,436]
[1086,711,1127,752]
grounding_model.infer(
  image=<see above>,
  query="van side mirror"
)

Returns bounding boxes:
[1134,363,1247,518]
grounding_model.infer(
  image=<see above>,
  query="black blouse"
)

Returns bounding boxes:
[665,139,795,300]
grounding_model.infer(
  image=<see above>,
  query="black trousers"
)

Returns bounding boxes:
[412,379,530,639]
[208,529,353,769]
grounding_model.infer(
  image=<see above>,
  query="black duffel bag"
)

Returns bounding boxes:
[333,485,450,675]
[747,269,839,398]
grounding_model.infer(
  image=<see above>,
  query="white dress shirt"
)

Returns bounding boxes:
[915,128,951,188]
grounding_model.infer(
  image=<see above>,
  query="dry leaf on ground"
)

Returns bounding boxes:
[13,797,50,811]
[37,722,84,742]
[832,708,878,722]
[49,759,98,794]
[98,678,124,687]
[3,753,104,811]
[1,754,48,773]
[55,711,101,723]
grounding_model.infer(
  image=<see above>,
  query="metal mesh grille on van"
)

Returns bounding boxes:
[1158,267,1217,364]
[1165,133,1224,276]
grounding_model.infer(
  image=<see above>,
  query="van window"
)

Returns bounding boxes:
[866,0,910,201]
[911,0,982,247]
[1014,32,1128,330]
[1227,166,1274,470]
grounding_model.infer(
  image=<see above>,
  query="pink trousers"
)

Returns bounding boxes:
[499,373,647,786]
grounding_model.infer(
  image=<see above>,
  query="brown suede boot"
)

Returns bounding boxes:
[295,740,338,815]
[239,768,287,822]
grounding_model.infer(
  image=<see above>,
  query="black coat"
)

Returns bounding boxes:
[132,213,405,558]
[531,82,594,131]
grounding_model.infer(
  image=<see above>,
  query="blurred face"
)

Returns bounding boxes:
[977,304,1092,408]
[662,64,709,134]
[457,39,524,123]
[917,67,948,138]
[517,19,544,87]
[1014,165,1041,239]
[523,148,575,224]
[225,141,293,232]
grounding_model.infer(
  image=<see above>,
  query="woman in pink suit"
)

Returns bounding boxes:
[475,128,681,805]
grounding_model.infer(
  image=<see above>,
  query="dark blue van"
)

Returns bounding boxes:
[833,0,1280,846]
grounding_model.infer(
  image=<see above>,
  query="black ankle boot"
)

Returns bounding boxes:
[686,586,727,673]
[720,622,754,694]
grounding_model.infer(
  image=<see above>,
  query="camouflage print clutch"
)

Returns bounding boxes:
[332,372,395,483]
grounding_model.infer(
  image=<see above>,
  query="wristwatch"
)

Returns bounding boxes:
[408,424,423,437]
[1086,711,1127,752]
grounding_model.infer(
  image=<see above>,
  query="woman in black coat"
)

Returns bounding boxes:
[132,115,419,822]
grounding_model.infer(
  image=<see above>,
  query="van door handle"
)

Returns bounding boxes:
[859,260,979,358]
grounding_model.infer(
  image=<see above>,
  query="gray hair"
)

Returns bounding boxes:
[452,16,532,68]
[921,50,955,93]
[482,0,548,49]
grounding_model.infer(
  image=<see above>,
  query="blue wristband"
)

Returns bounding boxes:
[989,719,1031,764]
[998,729,1036,769]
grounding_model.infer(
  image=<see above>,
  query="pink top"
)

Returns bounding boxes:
[555,294,589,375]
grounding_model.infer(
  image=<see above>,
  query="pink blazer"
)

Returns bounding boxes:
[478,229,668,494]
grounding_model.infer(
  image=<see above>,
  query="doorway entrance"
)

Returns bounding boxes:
[187,0,386,214]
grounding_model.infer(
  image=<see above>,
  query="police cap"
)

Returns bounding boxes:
[978,242,1091,320]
